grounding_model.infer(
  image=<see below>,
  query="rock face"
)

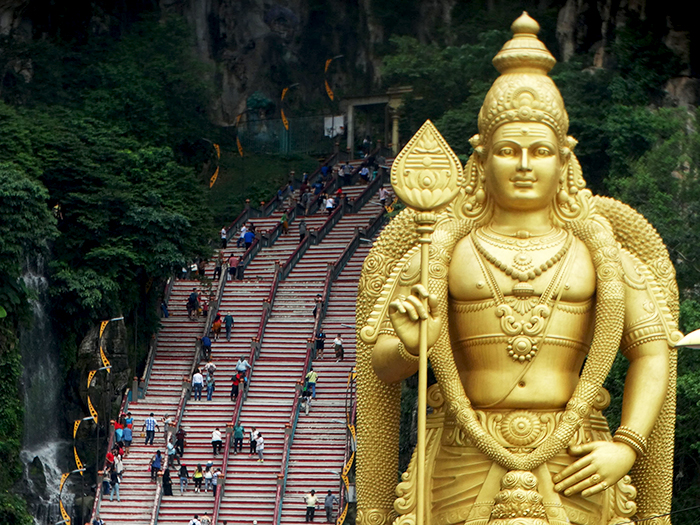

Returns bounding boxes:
[1,0,696,117]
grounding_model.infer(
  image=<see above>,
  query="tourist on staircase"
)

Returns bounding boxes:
[150,450,162,481]
[304,490,319,522]
[249,427,259,456]
[324,490,338,523]
[179,463,189,494]
[255,432,265,462]
[200,335,212,360]
[233,423,244,454]
[213,251,224,280]
[315,331,326,360]
[188,514,201,525]
[305,367,318,399]
[220,227,228,249]
[228,254,240,281]
[206,370,216,401]
[237,224,247,248]
[193,464,204,493]
[175,426,186,458]
[212,427,223,456]
[192,369,204,401]
[212,468,221,497]
[333,334,344,361]
[299,219,308,242]
[142,412,159,445]
[230,371,243,401]
[163,467,173,496]
[224,312,234,341]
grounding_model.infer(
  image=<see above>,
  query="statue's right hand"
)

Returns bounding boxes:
[388,284,442,354]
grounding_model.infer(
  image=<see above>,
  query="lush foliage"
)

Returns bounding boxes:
[0,14,216,517]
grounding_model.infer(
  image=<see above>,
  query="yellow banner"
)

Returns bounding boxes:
[88,395,98,424]
[214,143,221,159]
[209,167,219,188]
[99,320,108,339]
[59,472,70,494]
[325,58,333,73]
[237,137,244,157]
[281,108,289,131]
[281,87,289,101]
[100,346,111,371]
[74,446,84,474]
[325,79,334,101]
[73,419,81,439]
[87,370,96,389]
[60,499,71,525]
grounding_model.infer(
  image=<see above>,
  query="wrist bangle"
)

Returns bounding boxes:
[613,425,648,457]
[396,341,419,362]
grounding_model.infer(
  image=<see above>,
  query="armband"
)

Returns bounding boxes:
[613,425,648,457]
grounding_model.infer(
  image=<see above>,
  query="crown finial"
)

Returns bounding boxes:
[511,11,540,36]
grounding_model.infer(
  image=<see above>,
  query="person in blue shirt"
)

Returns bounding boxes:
[201,336,212,360]
[243,230,255,249]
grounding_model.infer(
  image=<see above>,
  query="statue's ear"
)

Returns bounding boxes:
[469,134,486,160]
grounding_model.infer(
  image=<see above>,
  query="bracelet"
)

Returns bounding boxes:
[396,341,419,362]
[613,425,648,457]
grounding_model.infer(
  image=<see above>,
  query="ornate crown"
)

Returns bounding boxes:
[475,12,569,146]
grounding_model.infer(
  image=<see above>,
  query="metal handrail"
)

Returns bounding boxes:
[212,268,282,524]
[146,269,227,525]
[337,373,357,525]
[89,388,131,521]
[280,234,311,280]
[272,264,333,525]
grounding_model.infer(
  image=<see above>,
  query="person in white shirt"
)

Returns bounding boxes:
[237,224,248,248]
[211,428,223,456]
[250,427,259,455]
[192,371,204,401]
[304,489,319,522]
[255,432,265,462]
[189,515,201,525]
[220,227,227,249]
[333,334,344,361]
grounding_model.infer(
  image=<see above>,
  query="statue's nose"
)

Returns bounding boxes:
[516,149,533,172]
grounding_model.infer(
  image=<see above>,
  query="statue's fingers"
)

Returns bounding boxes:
[411,284,430,299]
[405,295,428,320]
[552,455,592,484]
[402,301,420,321]
[553,464,596,492]
[581,480,610,498]
[561,470,601,496]
[568,443,595,456]
[427,294,440,317]
[389,299,407,315]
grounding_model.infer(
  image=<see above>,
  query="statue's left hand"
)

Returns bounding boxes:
[551,441,637,497]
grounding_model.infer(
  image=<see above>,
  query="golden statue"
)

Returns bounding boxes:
[356,12,681,525]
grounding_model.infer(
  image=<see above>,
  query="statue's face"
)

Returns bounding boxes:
[483,122,563,212]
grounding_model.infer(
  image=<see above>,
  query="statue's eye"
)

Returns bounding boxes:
[534,147,553,157]
[497,147,514,157]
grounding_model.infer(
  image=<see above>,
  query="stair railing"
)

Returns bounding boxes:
[272,197,389,525]
[89,388,131,522]
[146,267,228,525]
[336,372,357,525]
[212,266,282,525]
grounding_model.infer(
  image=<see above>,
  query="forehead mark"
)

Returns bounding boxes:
[501,127,548,138]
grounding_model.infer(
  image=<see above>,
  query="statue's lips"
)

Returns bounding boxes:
[513,181,535,188]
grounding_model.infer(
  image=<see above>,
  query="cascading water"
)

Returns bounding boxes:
[19,255,74,525]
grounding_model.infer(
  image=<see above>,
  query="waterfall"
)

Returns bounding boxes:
[19,255,74,525]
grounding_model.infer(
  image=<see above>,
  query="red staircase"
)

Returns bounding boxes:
[96,278,208,525]
[95,167,389,525]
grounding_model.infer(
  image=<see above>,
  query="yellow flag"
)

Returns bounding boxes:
[281,87,289,101]
[325,58,333,73]
[214,143,221,160]
[88,395,98,424]
[281,109,289,131]
[60,499,71,525]
[74,446,84,473]
[325,79,334,101]
[100,346,111,371]
[73,419,81,439]
[209,167,220,188]
[87,370,96,389]
[237,137,244,157]
[59,472,70,494]
[99,320,108,339]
